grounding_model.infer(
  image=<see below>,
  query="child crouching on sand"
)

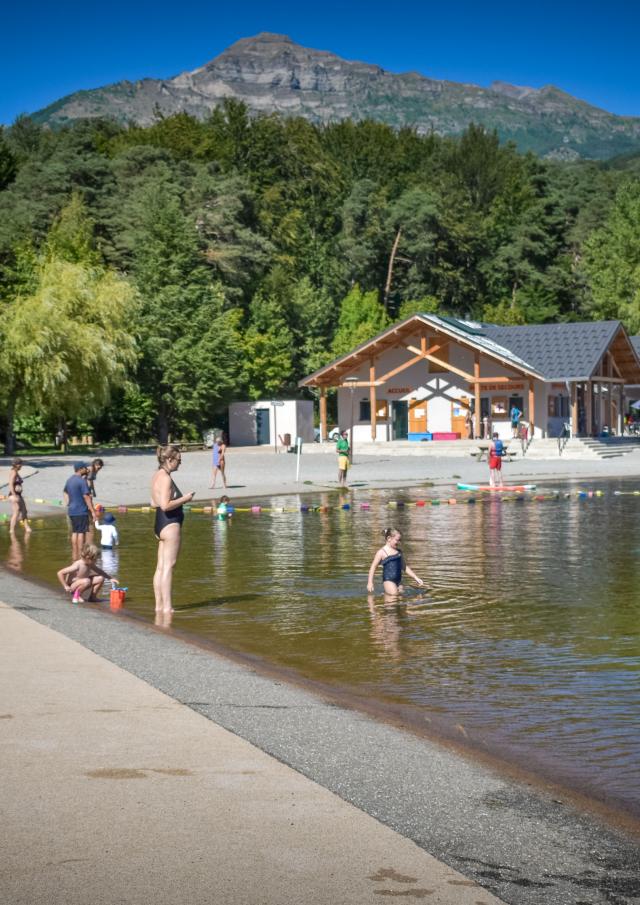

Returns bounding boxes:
[57,543,114,603]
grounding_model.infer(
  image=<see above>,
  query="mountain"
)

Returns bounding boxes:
[32,33,640,160]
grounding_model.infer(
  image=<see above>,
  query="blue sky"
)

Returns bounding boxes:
[1,0,638,125]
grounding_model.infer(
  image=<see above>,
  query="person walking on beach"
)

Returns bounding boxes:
[86,458,104,498]
[63,463,96,558]
[151,445,195,615]
[8,458,31,535]
[367,528,423,599]
[209,437,227,489]
[489,433,505,487]
[336,430,350,486]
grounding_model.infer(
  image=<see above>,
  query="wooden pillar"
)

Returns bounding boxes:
[618,384,624,435]
[584,380,592,437]
[319,388,328,442]
[571,382,578,437]
[473,353,481,439]
[528,380,535,438]
[369,359,377,441]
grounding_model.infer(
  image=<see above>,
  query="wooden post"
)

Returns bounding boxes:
[585,380,592,437]
[319,388,328,442]
[571,382,578,437]
[474,353,481,439]
[528,380,535,438]
[618,384,624,436]
[369,360,377,441]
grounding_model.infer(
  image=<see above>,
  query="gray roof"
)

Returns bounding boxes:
[481,321,621,381]
[423,315,543,376]
[631,336,640,359]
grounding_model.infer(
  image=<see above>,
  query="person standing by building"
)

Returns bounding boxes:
[336,430,350,487]
[465,409,474,439]
[63,463,96,558]
[8,458,31,535]
[510,404,522,439]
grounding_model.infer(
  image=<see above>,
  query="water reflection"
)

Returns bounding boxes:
[2,482,640,817]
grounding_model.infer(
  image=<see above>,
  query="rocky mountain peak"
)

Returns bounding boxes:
[30,34,640,160]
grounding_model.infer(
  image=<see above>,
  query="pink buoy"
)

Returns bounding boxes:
[360,502,370,510]
[117,506,127,513]
[448,498,457,505]
[251,506,261,514]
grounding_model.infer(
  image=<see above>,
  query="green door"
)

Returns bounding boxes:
[392,401,408,440]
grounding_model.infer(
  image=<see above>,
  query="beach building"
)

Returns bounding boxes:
[229,400,314,448]
[300,315,640,442]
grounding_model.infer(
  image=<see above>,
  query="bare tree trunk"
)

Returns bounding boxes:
[157,405,170,445]
[4,397,15,455]
[383,229,402,310]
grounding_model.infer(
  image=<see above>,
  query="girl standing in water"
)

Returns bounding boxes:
[367,528,423,598]
[151,445,195,615]
[8,458,31,535]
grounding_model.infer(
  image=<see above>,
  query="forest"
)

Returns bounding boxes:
[1,100,639,448]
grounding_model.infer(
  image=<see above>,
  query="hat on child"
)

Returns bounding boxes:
[103,513,116,524]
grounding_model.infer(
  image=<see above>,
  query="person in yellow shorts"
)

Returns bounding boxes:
[336,430,350,486]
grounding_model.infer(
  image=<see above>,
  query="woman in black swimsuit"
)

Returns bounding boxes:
[367,527,423,599]
[151,445,195,615]
[8,458,31,535]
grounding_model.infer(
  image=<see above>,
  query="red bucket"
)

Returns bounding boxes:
[110,588,126,609]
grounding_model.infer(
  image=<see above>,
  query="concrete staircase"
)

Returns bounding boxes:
[525,437,640,459]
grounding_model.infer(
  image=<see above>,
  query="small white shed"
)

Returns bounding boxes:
[229,400,315,447]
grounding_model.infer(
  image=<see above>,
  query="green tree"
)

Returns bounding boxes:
[583,179,640,331]
[332,285,390,356]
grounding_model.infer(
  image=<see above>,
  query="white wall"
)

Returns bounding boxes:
[229,400,314,446]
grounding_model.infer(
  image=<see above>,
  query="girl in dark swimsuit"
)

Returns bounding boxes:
[8,458,31,535]
[367,527,423,598]
[150,445,195,616]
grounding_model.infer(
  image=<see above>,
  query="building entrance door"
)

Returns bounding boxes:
[392,401,408,440]
[255,408,270,445]
[408,398,427,435]
[451,396,470,437]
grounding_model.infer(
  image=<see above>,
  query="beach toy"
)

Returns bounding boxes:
[341,503,350,510]
[109,586,127,609]
[251,506,261,514]
[360,502,370,510]
[415,500,425,507]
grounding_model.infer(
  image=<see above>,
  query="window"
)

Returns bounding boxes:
[359,400,371,422]
[548,396,557,418]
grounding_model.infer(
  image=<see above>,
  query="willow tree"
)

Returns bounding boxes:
[0,257,137,452]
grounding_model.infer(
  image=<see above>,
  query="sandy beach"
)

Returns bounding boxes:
[2,445,640,516]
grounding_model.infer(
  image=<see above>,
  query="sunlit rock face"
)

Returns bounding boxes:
[32,32,640,160]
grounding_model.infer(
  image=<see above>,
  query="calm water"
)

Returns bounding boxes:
[3,482,640,818]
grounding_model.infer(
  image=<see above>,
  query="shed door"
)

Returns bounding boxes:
[408,398,428,433]
[255,408,270,445]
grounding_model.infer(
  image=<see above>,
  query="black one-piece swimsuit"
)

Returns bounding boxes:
[154,471,184,539]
